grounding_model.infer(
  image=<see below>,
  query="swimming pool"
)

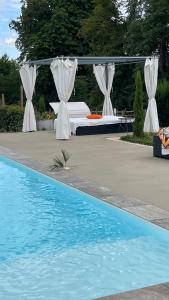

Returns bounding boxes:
[1,156,169,300]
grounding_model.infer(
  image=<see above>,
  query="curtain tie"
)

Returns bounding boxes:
[105,91,110,97]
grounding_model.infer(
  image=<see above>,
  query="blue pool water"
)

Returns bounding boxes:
[1,157,169,299]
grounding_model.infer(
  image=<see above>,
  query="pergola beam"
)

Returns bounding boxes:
[26,56,150,66]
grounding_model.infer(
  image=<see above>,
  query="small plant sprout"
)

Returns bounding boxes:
[50,149,70,171]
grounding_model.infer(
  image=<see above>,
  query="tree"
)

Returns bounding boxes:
[126,0,169,74]
[133,69,144,137]
[10,0,93,108]
[38,95,46,113]
[143,0,169,74]
[80,0,125,55]
[0,55,20,104]
[10,0,93,60]
[79,0,128,110]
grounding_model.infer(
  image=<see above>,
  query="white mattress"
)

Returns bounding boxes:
[54,116,132,135]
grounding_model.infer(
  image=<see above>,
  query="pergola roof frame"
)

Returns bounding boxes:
[26,56,152,66]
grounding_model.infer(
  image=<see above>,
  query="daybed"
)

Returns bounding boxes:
[50,102,133,135]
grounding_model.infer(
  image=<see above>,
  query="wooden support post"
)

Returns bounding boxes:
[2,93,5,106]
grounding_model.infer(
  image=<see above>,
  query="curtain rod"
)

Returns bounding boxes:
[25,56,154,66]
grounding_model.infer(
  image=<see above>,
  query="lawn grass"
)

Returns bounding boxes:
[120,133,154,146]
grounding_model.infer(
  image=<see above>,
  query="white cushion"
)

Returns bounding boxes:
[50,102,91,118]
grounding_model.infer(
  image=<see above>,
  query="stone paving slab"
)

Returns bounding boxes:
[125,204,169,221]
[164,283,169,290]
[152,218,169,230]
[96,284,169,300]
[102,194,146,208]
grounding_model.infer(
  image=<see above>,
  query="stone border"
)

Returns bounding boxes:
[1,145,169,300]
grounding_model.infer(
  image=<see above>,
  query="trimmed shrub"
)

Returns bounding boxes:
[0,105,24,132]
[133,70,144,137]
[38,95,46,114]
[121,133,153,146]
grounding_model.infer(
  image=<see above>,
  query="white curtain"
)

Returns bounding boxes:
[50,58,77,139]
[144,58,159,133]
[20,64,37,132]
[93,64,115,115]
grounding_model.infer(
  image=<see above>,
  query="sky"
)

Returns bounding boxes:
[0,0,21,59]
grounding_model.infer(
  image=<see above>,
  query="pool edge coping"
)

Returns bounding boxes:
[1,145,169,300]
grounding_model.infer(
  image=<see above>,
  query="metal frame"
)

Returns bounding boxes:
[26,56,151,89]
[26,56,150,66]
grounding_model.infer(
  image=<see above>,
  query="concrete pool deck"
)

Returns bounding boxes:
[1,131,169,299]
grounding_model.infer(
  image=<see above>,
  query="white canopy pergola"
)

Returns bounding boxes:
[21,56,159,139]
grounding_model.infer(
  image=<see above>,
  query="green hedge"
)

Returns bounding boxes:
[120,134,153,146]
[0,105,24,132]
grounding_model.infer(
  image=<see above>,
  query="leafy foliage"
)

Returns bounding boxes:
[38,95,46,113]
[39,112,55,120]
[3,0,169,127]
[9,0,134,112]
[133,69,144,137]
[0,55,20,104]
[50,149,70,171]
[113,64,136,111]
[10,0,93,106]
[80,0,125,55]
[0,105,24,132]
[126,0,169,74]
[121,133,153,146]
[10,0,93,59]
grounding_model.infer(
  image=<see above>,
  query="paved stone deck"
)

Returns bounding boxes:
[1,145,169,300]
[96,284,169,300]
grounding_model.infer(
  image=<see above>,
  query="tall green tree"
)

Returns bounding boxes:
[143,0,169,74]
[10,0,93,108]
[133,69,144,137]
[0,55,20,104]
[79,0,128,110]
[10,0,93,60]
[38,95,46,113]
[126,0,169,74]
[80,0,125,55]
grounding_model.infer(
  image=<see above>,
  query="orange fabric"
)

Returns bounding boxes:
[87,114,103,119]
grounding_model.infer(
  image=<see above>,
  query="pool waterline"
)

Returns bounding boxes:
[1,156,169,300]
